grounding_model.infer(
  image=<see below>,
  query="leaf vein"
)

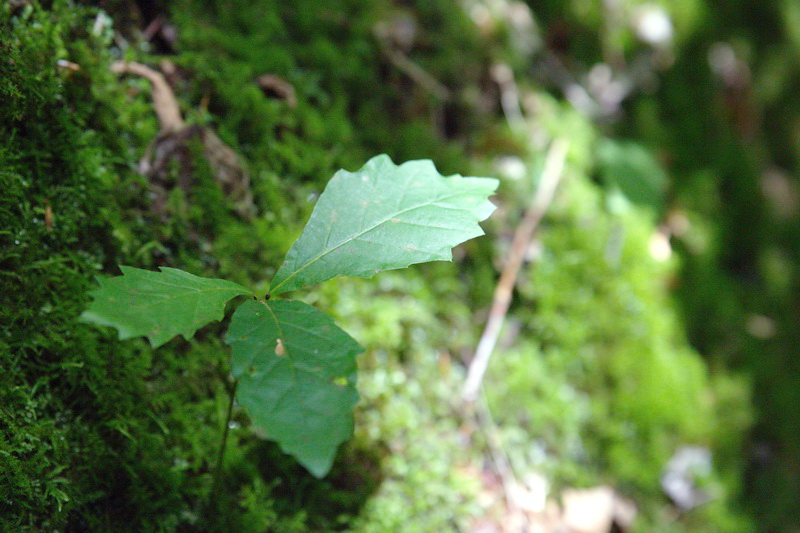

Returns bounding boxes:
[272,189,475,293]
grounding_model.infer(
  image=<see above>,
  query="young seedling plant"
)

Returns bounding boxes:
[82,154,498,478]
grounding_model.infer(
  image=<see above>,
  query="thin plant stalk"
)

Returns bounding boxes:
[462,139,568,403]
[210,379,238,502]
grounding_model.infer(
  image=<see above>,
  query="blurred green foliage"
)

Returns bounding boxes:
[596,139,668,209]
[488,170,753,530]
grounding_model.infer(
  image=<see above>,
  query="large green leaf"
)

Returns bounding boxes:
[596,139,668,209]
[270,154,499,295]
[225,299,362,477]
[81,266,253,347]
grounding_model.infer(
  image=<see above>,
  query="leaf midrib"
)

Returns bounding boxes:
[270,188,477,294]
[124,285,251,313]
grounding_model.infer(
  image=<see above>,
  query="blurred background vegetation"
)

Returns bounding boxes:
[2,0,799,531]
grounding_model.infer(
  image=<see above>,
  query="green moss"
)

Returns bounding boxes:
[1,2,276,529]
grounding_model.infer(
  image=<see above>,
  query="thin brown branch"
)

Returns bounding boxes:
[111,60,185,133]
[383,48,451,101]
[491,62,525,131]
[476,393,531,530]
[462,138,569,403]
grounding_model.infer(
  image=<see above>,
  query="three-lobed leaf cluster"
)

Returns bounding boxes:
[82,154,498,477]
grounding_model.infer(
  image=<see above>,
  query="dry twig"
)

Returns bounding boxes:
[383,48,451,101]
[476,393,532,531]
[111,61,254,218]
[111,61,184,133]
[462,138,569,403]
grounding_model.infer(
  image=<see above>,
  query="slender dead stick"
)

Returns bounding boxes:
[111,60,185,133]
[462,139,569,403]
[383,48,451,101]
[476,393,531,529]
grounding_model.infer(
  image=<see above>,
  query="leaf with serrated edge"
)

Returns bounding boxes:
[270,154,498,295]
[225,299,362,477]
[81,266,253,347]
